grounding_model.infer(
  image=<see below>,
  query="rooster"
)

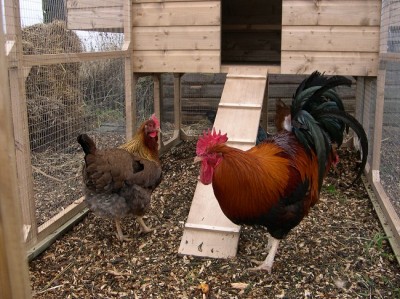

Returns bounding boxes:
[194,71,368,273]
[77,114,162,241]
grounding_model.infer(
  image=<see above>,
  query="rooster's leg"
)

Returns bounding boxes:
[114,219,132,241]
[136,217,153,234]
[248,236,280,273]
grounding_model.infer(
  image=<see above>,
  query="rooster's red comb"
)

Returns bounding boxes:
[150,113,160,129]
[196,128,228,155]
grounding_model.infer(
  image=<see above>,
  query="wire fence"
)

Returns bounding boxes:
[3,0,136,227]
[379,0,400,217]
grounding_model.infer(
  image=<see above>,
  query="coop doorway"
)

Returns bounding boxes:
[221,0,282,65]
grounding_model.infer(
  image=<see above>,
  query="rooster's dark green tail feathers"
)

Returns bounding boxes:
[291,71,368,186]
[315,110,368,183]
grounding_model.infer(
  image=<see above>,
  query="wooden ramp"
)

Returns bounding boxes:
[179,68,268,258]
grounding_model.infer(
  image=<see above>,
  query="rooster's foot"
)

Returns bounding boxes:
[247,260,273,273]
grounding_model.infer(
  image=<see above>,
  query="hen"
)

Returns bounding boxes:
[194,71,368,273]
[77,114,162,241]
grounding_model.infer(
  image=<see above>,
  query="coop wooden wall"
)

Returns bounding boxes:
[131,0,221,73]
[66,0,124,31]
[281,0,381,76]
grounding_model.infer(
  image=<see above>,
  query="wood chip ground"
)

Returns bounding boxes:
[30,140,400,298]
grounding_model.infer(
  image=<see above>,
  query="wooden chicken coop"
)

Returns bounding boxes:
[1,0,400,297]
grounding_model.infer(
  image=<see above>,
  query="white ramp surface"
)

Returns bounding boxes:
[179,68,268,258]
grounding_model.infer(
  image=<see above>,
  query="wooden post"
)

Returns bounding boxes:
[5,0,37,245]
[157,73,182,153]
[123,0,136,139]
[173,73,183,139]
[0,11,32,298]
[371,69,386,173]
[153,74,162,123]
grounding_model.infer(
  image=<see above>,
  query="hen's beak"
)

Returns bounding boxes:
[193,156,202,164]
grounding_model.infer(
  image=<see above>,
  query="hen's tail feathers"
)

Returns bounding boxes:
[291,71,368,189]
[77,134,96,155]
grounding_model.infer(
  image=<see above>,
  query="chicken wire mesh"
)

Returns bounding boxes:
[363,78,377,168]
[2,0,134,226]
[381,0,400,54]
[377,0,400,217]
[159,73,177,143]
[381,62,400,215]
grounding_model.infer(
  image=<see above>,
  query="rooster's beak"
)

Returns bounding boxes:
[193,156,202,164]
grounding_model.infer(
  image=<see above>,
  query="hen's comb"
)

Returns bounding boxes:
[150,113,160,129]
[196,128,228,155]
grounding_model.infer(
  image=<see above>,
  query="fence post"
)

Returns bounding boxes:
[123,0,137,139]
[0,8,32,298]
[5,0,37,245]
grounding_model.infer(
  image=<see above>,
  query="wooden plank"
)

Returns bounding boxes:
[179,183,240,258]
[221,64,280,74]
[219,103,262,109]
[28,207,88,262]
[0,8,32,296]
[126,73,138,139]
[371,69,385,171]
[367,178,400,265]
[132,50,220,73]
[36,197,87,243]
[179,225,240,258]
[173,73,182,139]
[179,70,268,259]
[67,0,121,8]
[282,26,380,52]
[281,51,379,76]
[67,7,124,30]
[6,0,37,245]
[219,78,267,105]
[132,26,220,50]
[282,0,381,26]
[23,50,128,67]
[132,1,220,27]
[124,0,135,139]
[213,107,261,142]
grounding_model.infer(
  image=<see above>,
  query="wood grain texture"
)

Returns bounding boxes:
[282,26,380,52]
[281,51,379,76]
[282,0,381,26]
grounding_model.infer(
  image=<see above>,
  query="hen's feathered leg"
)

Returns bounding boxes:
[248,236,280,273]
[136,217,153,234]
[115,219,132,241]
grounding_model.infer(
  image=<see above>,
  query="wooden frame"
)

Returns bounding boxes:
[0,9,32,297]
[367,66,400,264]
[5,0,37,246]
[1,0,399,268]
